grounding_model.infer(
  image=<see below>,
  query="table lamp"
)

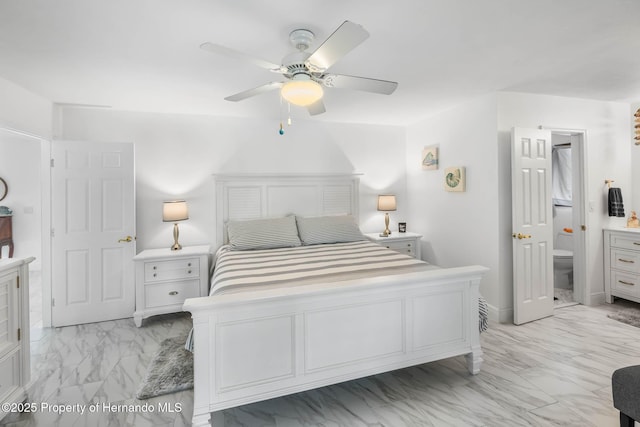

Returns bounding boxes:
[377,195,396,237]
[163,200,189,250]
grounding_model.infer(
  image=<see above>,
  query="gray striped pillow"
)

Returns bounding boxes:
[296,215,365,245]
[227,216,301,250]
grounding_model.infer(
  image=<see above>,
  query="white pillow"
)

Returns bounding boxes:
[227,216,301,250]
[296,215,365,245]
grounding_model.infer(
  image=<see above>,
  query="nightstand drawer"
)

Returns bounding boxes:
[145,279,200,308]
[382,240,415,256]
[144,258,200,282]
[610,249,640,273]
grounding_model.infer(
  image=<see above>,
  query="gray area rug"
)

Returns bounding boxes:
[136,335,193,399]
[608,309,640,328]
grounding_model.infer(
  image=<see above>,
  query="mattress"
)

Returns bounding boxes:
[210,240,438,296]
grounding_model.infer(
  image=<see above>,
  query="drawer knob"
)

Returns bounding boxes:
[153,266,157,270]
[619,280,635,286]
[188,262,192,267]
[153,273,157,277]
[188,270,192,274]
[169,291,179,296]
[619,259,635,264]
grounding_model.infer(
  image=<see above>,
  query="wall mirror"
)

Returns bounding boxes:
[0,177,7,202]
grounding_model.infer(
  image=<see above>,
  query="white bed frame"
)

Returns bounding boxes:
[183,174,487,427]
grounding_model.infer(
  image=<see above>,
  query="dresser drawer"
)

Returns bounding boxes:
[144,279,200,308]
[610,233,640,251]
[610,249,640,273]
[611,270,640,297]
[144,258,200,283]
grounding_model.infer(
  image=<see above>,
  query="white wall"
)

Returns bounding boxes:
[0,76,52,139]
[60,109,407,252]
[406,94,501,314]
[406,92,631,323]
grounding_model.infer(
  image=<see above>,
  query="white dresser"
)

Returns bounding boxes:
[604,228,640,304]
[364,232,422,259]
[133,245,210,327]
[0,257,33,423]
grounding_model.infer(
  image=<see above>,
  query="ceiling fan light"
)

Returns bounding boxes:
[281,80,323,106]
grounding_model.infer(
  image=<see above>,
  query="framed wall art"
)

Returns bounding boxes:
[444,166,466,192]
[421,146,439,170]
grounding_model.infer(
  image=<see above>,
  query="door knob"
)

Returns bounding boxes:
[512,233,532,240]
[118,235,133,243]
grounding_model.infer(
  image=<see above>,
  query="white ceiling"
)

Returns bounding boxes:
[0,0,639,126]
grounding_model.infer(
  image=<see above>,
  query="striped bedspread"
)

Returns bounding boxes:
[210,240,437,296]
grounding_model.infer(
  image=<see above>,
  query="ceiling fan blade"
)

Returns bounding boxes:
[305,21,369,72]
[200,42,285,73]
[307,99,326,116]
[323,74,398,95]
[225,82,283,102]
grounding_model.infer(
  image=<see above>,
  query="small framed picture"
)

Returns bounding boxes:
[398,222,407,233]
[421,146,439,170]
[444,166,466,192]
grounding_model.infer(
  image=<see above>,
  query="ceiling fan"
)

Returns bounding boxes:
[200,21,398,116]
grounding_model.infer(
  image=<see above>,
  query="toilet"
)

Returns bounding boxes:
[553,230,573,289]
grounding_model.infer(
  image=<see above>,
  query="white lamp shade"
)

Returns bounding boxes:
[377,195,397,211]
[281,79,323,106]
[163,200,189,222]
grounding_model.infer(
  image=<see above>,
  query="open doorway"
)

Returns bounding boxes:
[549,129,588,308]
[0,127,45,336]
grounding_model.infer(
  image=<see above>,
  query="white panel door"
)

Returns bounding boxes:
[511,128,554,325]
[51,141,135,326]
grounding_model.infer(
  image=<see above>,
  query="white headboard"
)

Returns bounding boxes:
[215,173,361,248]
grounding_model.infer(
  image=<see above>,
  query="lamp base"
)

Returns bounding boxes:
[170,223,182,251]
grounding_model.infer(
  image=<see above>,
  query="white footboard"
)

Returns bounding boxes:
[184,265,487,427]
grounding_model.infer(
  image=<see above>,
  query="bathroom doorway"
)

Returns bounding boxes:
[550,130,587,308]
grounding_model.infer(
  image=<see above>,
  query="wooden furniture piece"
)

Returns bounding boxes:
[365,231,422,259]
[0,216,14,258]
[183,174,487,427]
[604,228,640,304]
[0,257,34,423]
[133,245,210,327]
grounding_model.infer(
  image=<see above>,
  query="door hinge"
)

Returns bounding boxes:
[16,276,19,288]
[581,225,586,231]
[50,158,55,167]
[17,328,20,341]
[51,228,55,237]
[52,298,55,307]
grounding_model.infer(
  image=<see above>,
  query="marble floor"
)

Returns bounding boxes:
[3,301,640,426]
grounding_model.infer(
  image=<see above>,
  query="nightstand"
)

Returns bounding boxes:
[133,245,211,327]
[365,232,422,259]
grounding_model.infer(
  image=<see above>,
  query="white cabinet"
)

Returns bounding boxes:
[364,232,422,259]
[133,245,210,327]
[604,228,640,303]
[0,257,33,423]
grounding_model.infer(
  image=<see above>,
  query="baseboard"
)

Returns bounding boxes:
[487,302,513,324]
[588,291,606,306]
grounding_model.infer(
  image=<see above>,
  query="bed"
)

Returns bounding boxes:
[183,174,488,427]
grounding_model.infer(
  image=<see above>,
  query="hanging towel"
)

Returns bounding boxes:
[608,187,625,217]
